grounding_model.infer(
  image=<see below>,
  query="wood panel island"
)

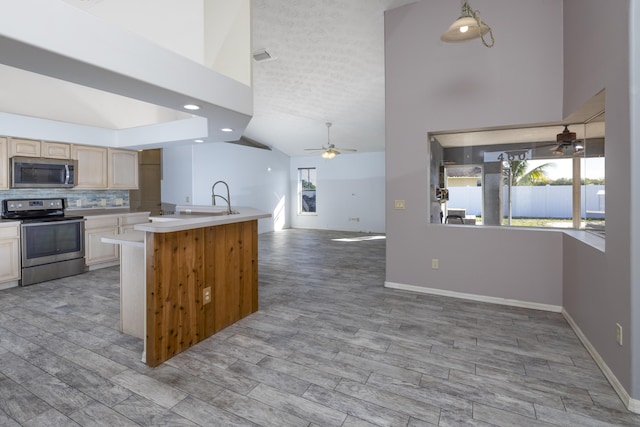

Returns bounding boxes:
[102,206,270,367]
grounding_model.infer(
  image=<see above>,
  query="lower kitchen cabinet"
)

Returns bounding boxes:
[119,212,150,234]
[0,222,21,286]
[85,216,119,268]
[85,212,149,269]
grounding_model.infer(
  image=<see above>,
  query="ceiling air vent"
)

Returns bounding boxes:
[252,49,275,63]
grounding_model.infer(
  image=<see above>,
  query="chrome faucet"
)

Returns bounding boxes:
[211,180,233,214]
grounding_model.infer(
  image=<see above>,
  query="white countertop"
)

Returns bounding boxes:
[135,206,271,233]
[101,231,145,247]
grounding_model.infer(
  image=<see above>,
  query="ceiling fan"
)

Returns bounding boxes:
[304,122,357,159]
[547,125,584,156]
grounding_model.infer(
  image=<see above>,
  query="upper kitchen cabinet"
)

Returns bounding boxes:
[0,137,8,189]
[42,141,71,159]
[108,149,139,189]
[9,138,41,158]
[72,145,108,189]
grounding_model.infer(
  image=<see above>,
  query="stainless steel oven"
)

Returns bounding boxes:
[2,198,85,286]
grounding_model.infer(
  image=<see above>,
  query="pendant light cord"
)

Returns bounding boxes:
[472,8,494,48]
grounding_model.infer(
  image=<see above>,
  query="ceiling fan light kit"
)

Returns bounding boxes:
[441,0,494,48]
[304,122,357,159]
[551,125,584,156]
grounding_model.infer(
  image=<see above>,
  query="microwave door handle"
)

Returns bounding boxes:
[65,164,70,185]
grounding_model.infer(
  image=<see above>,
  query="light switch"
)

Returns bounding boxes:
[394,200,406,210]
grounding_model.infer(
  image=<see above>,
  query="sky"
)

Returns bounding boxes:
[527,158,605,180]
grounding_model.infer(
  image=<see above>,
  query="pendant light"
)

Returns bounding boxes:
[441,0,494,48]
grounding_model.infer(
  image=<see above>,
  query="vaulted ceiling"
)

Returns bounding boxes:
[0,1,605,157]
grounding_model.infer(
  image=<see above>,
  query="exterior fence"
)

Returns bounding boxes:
[448,185,605,219]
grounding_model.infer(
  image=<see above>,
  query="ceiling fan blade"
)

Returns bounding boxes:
[338,148,357,152]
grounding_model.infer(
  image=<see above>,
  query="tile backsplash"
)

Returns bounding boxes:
[0,189,129,210]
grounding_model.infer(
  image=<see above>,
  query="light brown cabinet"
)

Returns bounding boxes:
[85,216,120,267]
[42,141,71,159]
[9,138,41,158]
[72,145,108,189]
[0,138,8,190]
[119,212,149,234]
[2,135,139,190]
[0,223,21,286]
[85,212,149,269]
[108,148,139,189]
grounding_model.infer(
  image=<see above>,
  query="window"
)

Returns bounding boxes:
[298,167,317,214]
[431,111,605,233]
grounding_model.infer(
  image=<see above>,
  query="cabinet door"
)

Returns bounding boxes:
[119,213,150,227]
[0,225,20,283]
[85,227,119,265]
[108,149,139,189]
[9,138,41,158]
[42,141,71,159]
[72,145,108,189]
[0,138,8,190]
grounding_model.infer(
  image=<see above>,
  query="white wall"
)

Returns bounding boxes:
[74,0,205,64]
[290,152,385,233]
[161,142,290,234]
[385,0,564,306]
[160,145,195,208]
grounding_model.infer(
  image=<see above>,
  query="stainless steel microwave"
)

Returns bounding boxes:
[10,157,77,188]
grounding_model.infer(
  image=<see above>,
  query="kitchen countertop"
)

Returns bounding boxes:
[101,231,145,247]
[136,206,270,233]
[67,208,149,217]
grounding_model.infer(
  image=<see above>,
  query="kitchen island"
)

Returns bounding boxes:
[103,206,270,367]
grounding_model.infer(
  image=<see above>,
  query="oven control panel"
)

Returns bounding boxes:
[1,198,65,216]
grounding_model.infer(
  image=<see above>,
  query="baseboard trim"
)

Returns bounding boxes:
[384,281,562,313]
[562,309,640,414]
[0,280,19,291]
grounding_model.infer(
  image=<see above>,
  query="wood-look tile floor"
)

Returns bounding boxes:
[1,228,638,426]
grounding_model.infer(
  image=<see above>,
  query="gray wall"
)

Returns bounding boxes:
[630,0,640,404]
[385,0,638,402]
[385,0,564,303]
[561,0,637,399]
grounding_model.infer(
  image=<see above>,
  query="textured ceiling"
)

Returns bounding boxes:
[246,0,416,156]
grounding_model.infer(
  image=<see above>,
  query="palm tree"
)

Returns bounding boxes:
[506,160,552,186]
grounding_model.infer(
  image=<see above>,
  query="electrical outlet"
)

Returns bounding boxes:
[100,199,107,206]
[203,287,211,304]
[115,198,123,206]
[186,196,190,203]
[76,199,82,207]
[432,259,439,269]
[616,323,623,346]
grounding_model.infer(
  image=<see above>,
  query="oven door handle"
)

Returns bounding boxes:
[21,218,85,227]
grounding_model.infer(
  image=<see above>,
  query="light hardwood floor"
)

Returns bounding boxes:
[0,228,638,426]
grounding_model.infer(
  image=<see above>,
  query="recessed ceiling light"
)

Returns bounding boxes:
[194,139,204,143]
[183,104,200,110]
[220,128,233,132]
